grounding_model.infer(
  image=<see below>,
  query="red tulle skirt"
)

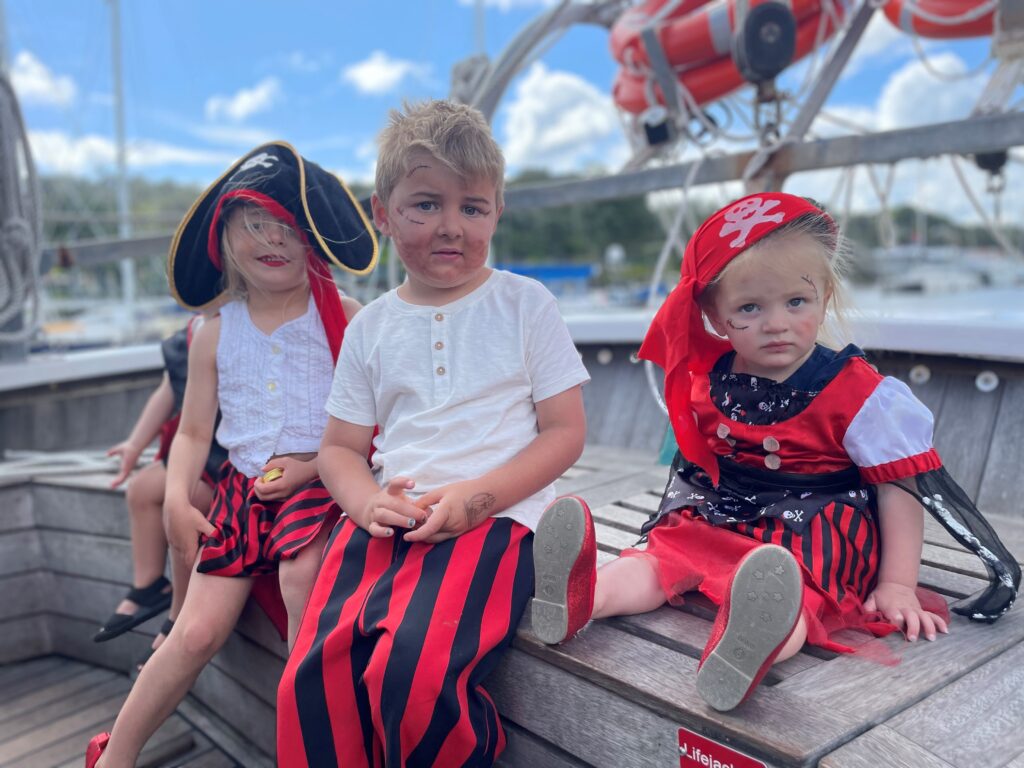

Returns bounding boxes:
[621,508,948,659]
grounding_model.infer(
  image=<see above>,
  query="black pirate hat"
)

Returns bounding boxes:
[168,141,378,309]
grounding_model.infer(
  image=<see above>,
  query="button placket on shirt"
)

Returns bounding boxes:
[265,334,285,435]
[431,311,451,397]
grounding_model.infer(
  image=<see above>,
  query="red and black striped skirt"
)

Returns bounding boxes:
[624,502,946,654]
[197,463,340,578]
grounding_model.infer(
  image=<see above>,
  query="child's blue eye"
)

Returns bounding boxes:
[416,201,438,212]
[463,205,480,216]
[788,297,806,308]
[739,303,758,313]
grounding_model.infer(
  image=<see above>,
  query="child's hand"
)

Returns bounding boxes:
[405,481,496,544]
[165,495,218,568]
[254,457,317,501]
[107,440,144,488]
[865,581,949,642]
[358,477,426,538]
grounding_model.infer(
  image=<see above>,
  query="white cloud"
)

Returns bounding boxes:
[875,53,984,129]
[341,51,431,95]
[204,77,282,122]
[284,51,325,73]
[501,62,628,173]
[11,51,76,107]
[842,14,914,79]
[187,123,278,148]
[456,0,558,9]
[28,130,232,175]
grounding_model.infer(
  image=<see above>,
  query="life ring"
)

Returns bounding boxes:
[881,0,994,39]
[612,1,847,114]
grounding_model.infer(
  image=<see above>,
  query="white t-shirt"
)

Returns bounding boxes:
[326,269,590,530]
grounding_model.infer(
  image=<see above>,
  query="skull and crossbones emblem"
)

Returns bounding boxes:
[719,197,785,247]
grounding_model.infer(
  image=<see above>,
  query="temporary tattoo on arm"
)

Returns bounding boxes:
[727,319,749,330]
[464,492,497,526]
[801,274,819,302]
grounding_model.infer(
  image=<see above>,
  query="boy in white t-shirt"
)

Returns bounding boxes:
[276,100,591,767]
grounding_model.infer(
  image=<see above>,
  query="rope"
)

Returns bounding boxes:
[0,73,41,343]
[948,154,1024,259]
[910,32,992,82]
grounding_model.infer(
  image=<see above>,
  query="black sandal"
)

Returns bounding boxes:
[133,617,175,674]
[92,576,172,642]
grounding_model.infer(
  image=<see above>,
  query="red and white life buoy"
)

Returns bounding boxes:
[608,0,994,115]
[611,0,849,114]
[881,0,994,39]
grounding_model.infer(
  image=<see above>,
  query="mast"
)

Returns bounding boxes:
[108,0,135,326]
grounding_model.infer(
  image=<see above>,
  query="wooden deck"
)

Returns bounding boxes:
[1,347,1023,766]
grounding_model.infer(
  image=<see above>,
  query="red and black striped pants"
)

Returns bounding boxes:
[277,516,534,768]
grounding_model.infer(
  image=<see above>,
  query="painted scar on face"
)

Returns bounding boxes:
[396,205,425,225]
[801,274,820,302]
[464,492,497,526]
[727,319,750,330]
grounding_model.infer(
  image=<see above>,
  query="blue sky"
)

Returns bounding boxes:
[5,0,1017,223]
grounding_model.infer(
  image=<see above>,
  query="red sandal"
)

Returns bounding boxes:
[696,544,803,711]
[530,496,597,644]
[85,732,110,768]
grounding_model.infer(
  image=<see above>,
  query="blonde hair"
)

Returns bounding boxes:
[700,209,853,348]
[375,100,505,207]
[218,202,311,301]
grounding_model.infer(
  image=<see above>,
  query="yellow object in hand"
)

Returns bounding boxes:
[262,467,284,483]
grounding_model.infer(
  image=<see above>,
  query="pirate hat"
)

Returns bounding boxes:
[168,141,378,310]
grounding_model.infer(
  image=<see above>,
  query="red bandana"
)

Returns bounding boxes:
[207,189,346,363]
[638,192,832,484]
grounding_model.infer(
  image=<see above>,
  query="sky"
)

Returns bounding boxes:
[4,0,1022,227]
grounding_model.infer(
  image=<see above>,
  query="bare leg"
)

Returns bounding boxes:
[278,524,332,650]
[96,566,252,768]
[116,463,170,616]
[153,480,215,654]
[592,554,669,619]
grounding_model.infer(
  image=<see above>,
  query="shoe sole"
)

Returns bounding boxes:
[530,497,588,644]
[697,545,802,712]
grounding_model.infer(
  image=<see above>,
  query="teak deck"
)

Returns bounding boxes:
[1,349,1023,767]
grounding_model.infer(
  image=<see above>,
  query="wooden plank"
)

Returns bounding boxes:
[188,661,278,759]
[0,615,52,663]
[173,748,242,768]
[594,520,642,555]
[819,724,956,768]
[0,667,111,727]
[931,375,1002,503]
[0,656,63,692]
[7,712,193,768]
[0,571,51,622]
[0,687,126,763]
[921,542,990,581]
[776,594,1024,724]
[509,621,859,765]
[882,642,1024,768]
[0,486,34,532]
[590,502,650,535]
[176,696,276,768]
[917,563,988,600]
[39,530,133,584]
[977,378,1024,517]
[0,659,93,715]
[32,485,128,538]
[609,606,821,681]
[499,721,590,768]
[0,674,130,744]
[0,529,43,578]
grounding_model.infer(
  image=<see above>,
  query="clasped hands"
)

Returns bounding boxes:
[358,476,496,544]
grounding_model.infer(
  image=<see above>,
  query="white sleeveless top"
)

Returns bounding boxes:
[215,297,333,478]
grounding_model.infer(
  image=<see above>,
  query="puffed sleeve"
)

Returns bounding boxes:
[842,376,942,484]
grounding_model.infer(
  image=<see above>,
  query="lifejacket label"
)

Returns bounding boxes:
[679,727,767,768]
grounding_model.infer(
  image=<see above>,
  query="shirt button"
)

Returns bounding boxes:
[436,366,446,376]
[271,345,281,354]
[267,381,277,392]
[435,313,444,322]
[434,341,444,350]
